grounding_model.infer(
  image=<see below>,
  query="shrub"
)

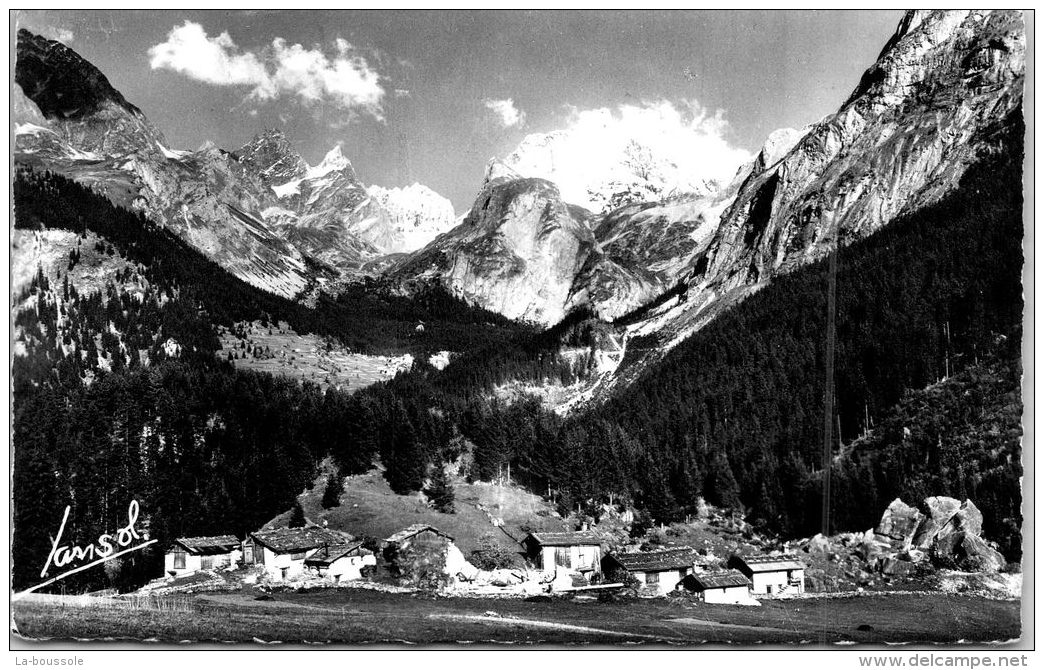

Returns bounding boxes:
[468,533,518,570]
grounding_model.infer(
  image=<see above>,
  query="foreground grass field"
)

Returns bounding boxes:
[13,588,1020,646]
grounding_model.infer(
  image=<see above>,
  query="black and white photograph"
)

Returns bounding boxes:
[7,7,1033,657]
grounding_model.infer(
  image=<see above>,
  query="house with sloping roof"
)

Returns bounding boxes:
[383,524,454,547]
[684,570,753,604]
[602,547,702,595]
[243,526,351,581]
[728,553,806,595]
[382,524,467,589]
[304,541,376,582]
[522,531,603,576]
[164,535,241,577]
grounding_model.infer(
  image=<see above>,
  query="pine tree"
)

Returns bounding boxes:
[288,500,306,527]
[321,472,342,509]
[425,465,455,513]
[383,405,427,494]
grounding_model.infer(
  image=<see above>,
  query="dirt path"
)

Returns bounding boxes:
[428,613,687,642]
[668,617,795,634]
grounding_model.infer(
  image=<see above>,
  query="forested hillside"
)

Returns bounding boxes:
[10,169,528,592]
[351,114,1024,557]
[11,111,1024,592]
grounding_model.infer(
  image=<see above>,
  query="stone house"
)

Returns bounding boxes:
[522,531,602,577]
[686,570,753,604]
[304,541,376,582]
[602,547,701,595]
[163,535,241,577]
[383,524,466,588]
[728,554,805,595]
[243,526,349,581]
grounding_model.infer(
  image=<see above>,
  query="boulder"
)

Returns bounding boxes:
[912,518,940,549]
[954,500,984,536]
[932,531,1006,573]
[880,557,915,576]
[955,534,1006,573]
[808,533,832,553]
[934,499,985,548]
[924,496,962,526]
[876,498,925,548]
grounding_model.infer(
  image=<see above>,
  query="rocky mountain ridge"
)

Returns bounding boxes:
[630,10,1024,353]
[13,29,457,296]
[13,11,1026,367]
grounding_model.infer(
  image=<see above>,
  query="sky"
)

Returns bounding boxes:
[14,10,903,212]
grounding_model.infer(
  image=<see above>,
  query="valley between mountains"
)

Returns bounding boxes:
[11,8,1025,629]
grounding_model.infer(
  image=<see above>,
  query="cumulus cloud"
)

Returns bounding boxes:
[148,21,385,118]
[483,98,526,129]
[503,99,752,211]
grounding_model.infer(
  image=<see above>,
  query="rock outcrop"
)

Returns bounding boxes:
[392,177,596,325]
[876,496,1007,573]
[876,498,926,549]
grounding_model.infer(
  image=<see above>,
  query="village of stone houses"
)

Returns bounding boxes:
[53,461,1009,645]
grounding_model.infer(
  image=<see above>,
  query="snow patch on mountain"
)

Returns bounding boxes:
[365,183,457,252]
[498,100,752,213]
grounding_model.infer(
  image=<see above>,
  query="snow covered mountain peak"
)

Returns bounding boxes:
[310,144,352,178]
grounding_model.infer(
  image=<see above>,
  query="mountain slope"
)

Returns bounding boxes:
[14,29,459,298]
[629,10,1025,353]
[14,29,314,299]
[393,177,598,325]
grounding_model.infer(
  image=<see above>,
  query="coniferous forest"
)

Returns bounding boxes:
[11,116,1024,592]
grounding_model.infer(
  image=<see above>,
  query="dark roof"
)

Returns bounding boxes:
[384,524,454,544]
[730,554,805,573]
[250,526,348,554]
[304,542,365,566]
[611,547,699,572]
[691,570,752,590]
[173,535,240,555]
[525,531,602,547]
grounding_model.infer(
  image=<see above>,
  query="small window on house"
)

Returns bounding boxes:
[645,571,659,585]
[201,555,216,570]
[555,547,571,568]
[291,551,306,560]
[173,548,186,569]
[243,545,254,564]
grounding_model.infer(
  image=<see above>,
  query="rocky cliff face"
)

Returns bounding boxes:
[629,10,1025,352]
[234,128,310,186]
[13,29,457,297]
[13,30,315,298]
[393,177,596,325]
[255,144,457,269]
[14,28,165,158]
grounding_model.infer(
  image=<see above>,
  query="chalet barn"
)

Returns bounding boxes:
[383,524,455,553]
[164,535,241,577]
[243,526,349,581]
[383,524,467,588]
[304,541,376,582]
[728,554,806,595]
[602,547,700,595]
[686,570,753,604]
[523,531,602,577]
